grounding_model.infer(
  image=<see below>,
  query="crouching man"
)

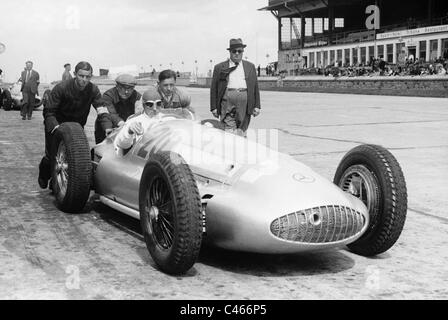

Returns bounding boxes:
[157,69,194,114]
[38,61,110,189]
[94,74,142,143]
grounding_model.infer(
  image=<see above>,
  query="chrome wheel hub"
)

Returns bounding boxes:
[149,206,159,221]
[55,142,68,197]
[145,177,174,250]
[339,164,381,222]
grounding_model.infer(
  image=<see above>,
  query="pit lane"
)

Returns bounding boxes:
[0,86,447,299]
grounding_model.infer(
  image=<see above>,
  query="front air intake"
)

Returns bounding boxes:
[270,205,365,243]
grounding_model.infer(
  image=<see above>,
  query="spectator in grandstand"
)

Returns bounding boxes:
[429,64,436,75]
[436,64,447,75]
[378,58,387,75]
[385,66,394,76]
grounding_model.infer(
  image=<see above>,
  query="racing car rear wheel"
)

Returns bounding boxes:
[334,144,407,256]
[139,151,203,275]
[51,122,92,213]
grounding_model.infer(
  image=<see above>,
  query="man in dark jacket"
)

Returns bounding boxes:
[156,69,193,113]
[38,61,110,189]
[210,38,261,135]
[94,74,141,143]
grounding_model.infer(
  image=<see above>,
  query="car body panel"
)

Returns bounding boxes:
[93,110,369,254]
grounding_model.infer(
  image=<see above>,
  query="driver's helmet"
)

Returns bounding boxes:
[142,87,162,116]
[142,86,162,109]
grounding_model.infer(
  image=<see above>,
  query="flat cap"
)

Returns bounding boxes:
[115,74,137,86]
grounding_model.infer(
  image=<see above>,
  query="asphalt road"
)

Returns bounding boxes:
[0,86,447,299]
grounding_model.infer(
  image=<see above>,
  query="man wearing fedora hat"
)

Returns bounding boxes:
[210,38,260,135]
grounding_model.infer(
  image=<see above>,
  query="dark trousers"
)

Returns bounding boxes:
[21,89,36,118]
[38,130,54,183]
[94,119,106,144]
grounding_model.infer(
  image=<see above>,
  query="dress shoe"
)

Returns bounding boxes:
[22,116,26,120]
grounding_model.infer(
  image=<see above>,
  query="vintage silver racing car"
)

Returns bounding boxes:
[49,108,407,275]
[0,81,43,111]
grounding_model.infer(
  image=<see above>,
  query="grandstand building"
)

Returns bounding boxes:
[260,0,448,75]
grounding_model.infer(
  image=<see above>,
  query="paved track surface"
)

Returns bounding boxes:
[1,86,447,299]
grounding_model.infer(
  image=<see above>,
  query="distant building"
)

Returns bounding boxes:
[260,0,448,75]
[106,65,139,79]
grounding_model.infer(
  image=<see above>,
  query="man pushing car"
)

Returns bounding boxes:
[38,61,110,189]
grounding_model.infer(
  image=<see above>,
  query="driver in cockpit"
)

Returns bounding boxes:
[114,87,163,152]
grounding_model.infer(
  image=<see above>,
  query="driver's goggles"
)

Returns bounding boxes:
[144,100,162,108]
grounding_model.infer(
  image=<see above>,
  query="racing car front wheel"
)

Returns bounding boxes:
[139,151,203,275]
[334,144,407,256]
[51,122,92,213]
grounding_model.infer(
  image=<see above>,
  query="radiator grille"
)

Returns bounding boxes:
[270,205,365,243]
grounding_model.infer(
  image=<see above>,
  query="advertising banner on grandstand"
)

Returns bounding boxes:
[377,24,448,40]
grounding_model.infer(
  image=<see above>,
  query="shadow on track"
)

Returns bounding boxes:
[197,244,355,277]
[89,198,356,277]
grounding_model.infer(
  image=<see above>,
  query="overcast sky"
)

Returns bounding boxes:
[0,0,277,82]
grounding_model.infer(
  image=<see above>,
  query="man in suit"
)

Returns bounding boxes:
[20,60,40,120]
[210,38,260,136]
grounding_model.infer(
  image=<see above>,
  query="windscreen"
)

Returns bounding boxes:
[146,108,195,121]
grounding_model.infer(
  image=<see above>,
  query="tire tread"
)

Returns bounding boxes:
[334,144,407,256]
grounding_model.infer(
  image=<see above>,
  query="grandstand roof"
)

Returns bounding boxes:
[259,0,360,14]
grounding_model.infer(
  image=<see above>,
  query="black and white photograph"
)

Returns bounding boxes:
[0,0,447,305]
